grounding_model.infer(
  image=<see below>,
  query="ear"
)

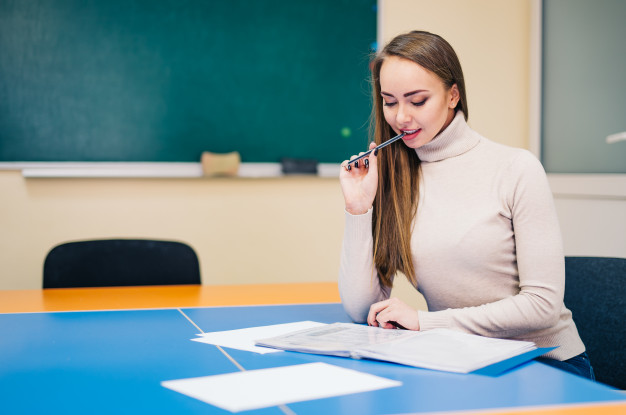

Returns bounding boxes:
[448,84,460,109]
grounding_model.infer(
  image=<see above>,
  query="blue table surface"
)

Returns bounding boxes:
[1,303,624,414]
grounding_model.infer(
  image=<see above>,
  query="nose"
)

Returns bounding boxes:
[396,103,412,126]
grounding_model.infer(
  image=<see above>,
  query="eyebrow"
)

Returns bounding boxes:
[381,89,427,98]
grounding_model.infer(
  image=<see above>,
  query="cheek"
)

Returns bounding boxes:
[382,109,395,126]
[423,101,448,124]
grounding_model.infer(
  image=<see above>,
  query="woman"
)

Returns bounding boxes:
[339,31,593,379]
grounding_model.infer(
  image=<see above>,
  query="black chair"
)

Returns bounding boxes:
[564,256,626,389]
[43,239,201,288]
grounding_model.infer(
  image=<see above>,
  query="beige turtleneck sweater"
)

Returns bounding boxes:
[338,111,585,361]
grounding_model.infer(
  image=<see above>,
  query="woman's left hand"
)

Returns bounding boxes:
[367,297,420,331]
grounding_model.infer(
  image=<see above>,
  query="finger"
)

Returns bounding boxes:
[373,303,405,329]
[348,150,370,166]
[367,307,380,326]
[353,152,369,169]
[368,146,378,172]
[367,300,390,326]
[379,321,397,330]
[354,150,372,168]
[375,312,397,330]
[374,307,392,327]
[346,154,361,170]
[367,308,378,326]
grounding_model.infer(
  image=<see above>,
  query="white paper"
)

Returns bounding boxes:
[161,362,402,412]
[191,321,326,354]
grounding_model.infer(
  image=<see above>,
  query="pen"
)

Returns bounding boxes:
[346,132,406,166]
[390,321,407,330]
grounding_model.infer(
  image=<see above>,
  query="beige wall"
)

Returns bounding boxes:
[0,172,345,289]
[380,0,531,310]
[0,1,533,293]
[380,0,530,149]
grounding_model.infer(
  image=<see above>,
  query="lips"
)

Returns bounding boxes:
[402,129,421,139]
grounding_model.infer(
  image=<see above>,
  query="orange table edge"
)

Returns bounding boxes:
[0,282,341,313]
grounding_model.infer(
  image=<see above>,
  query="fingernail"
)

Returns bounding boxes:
[364,159,369,168]
[355,161,359,168]
[347,164,351,171]
[374,149,378,156]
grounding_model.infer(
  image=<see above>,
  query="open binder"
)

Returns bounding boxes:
[256,322,554,375]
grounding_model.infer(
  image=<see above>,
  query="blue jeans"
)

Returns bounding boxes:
[536,352,595,380]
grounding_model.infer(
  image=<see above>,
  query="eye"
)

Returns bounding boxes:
[383,101,397,107]
[412,99,427,107]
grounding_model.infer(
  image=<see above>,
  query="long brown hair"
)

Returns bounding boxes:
[370,31,468,288]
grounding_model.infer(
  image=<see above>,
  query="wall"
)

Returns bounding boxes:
[2,0,622,294]
[382,1,625,312]
[380,0,531,150]
[549,175,626,258]
[380,0,531,310]
[0,172,345,289]
[537,0,626,262]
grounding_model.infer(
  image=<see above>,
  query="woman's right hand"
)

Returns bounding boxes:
[339,142,379,215]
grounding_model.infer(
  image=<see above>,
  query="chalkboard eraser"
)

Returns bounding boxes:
[280,158,318,175]
[201,151,241,177]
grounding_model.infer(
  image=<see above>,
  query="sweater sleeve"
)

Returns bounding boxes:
[418,152,566,338]
[338,208,392,323]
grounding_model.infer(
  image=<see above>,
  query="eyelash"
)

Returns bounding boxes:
[383,99,427,107]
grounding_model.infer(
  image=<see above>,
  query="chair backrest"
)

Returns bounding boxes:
[564,256,626,389]
[43,239,201,288]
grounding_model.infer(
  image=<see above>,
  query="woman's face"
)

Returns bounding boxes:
[379,56,459,149]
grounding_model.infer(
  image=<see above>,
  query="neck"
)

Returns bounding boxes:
[437,108,457,136]
[415,111,479,162]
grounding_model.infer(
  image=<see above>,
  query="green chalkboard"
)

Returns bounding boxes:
[0,0,376,163]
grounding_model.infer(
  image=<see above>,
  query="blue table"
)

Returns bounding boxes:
[1,303,624,414]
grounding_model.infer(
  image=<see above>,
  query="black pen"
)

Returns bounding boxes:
[346,132,406,166]
[390,321,407,330]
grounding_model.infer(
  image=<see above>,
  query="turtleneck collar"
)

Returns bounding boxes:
[414,111,480,162]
